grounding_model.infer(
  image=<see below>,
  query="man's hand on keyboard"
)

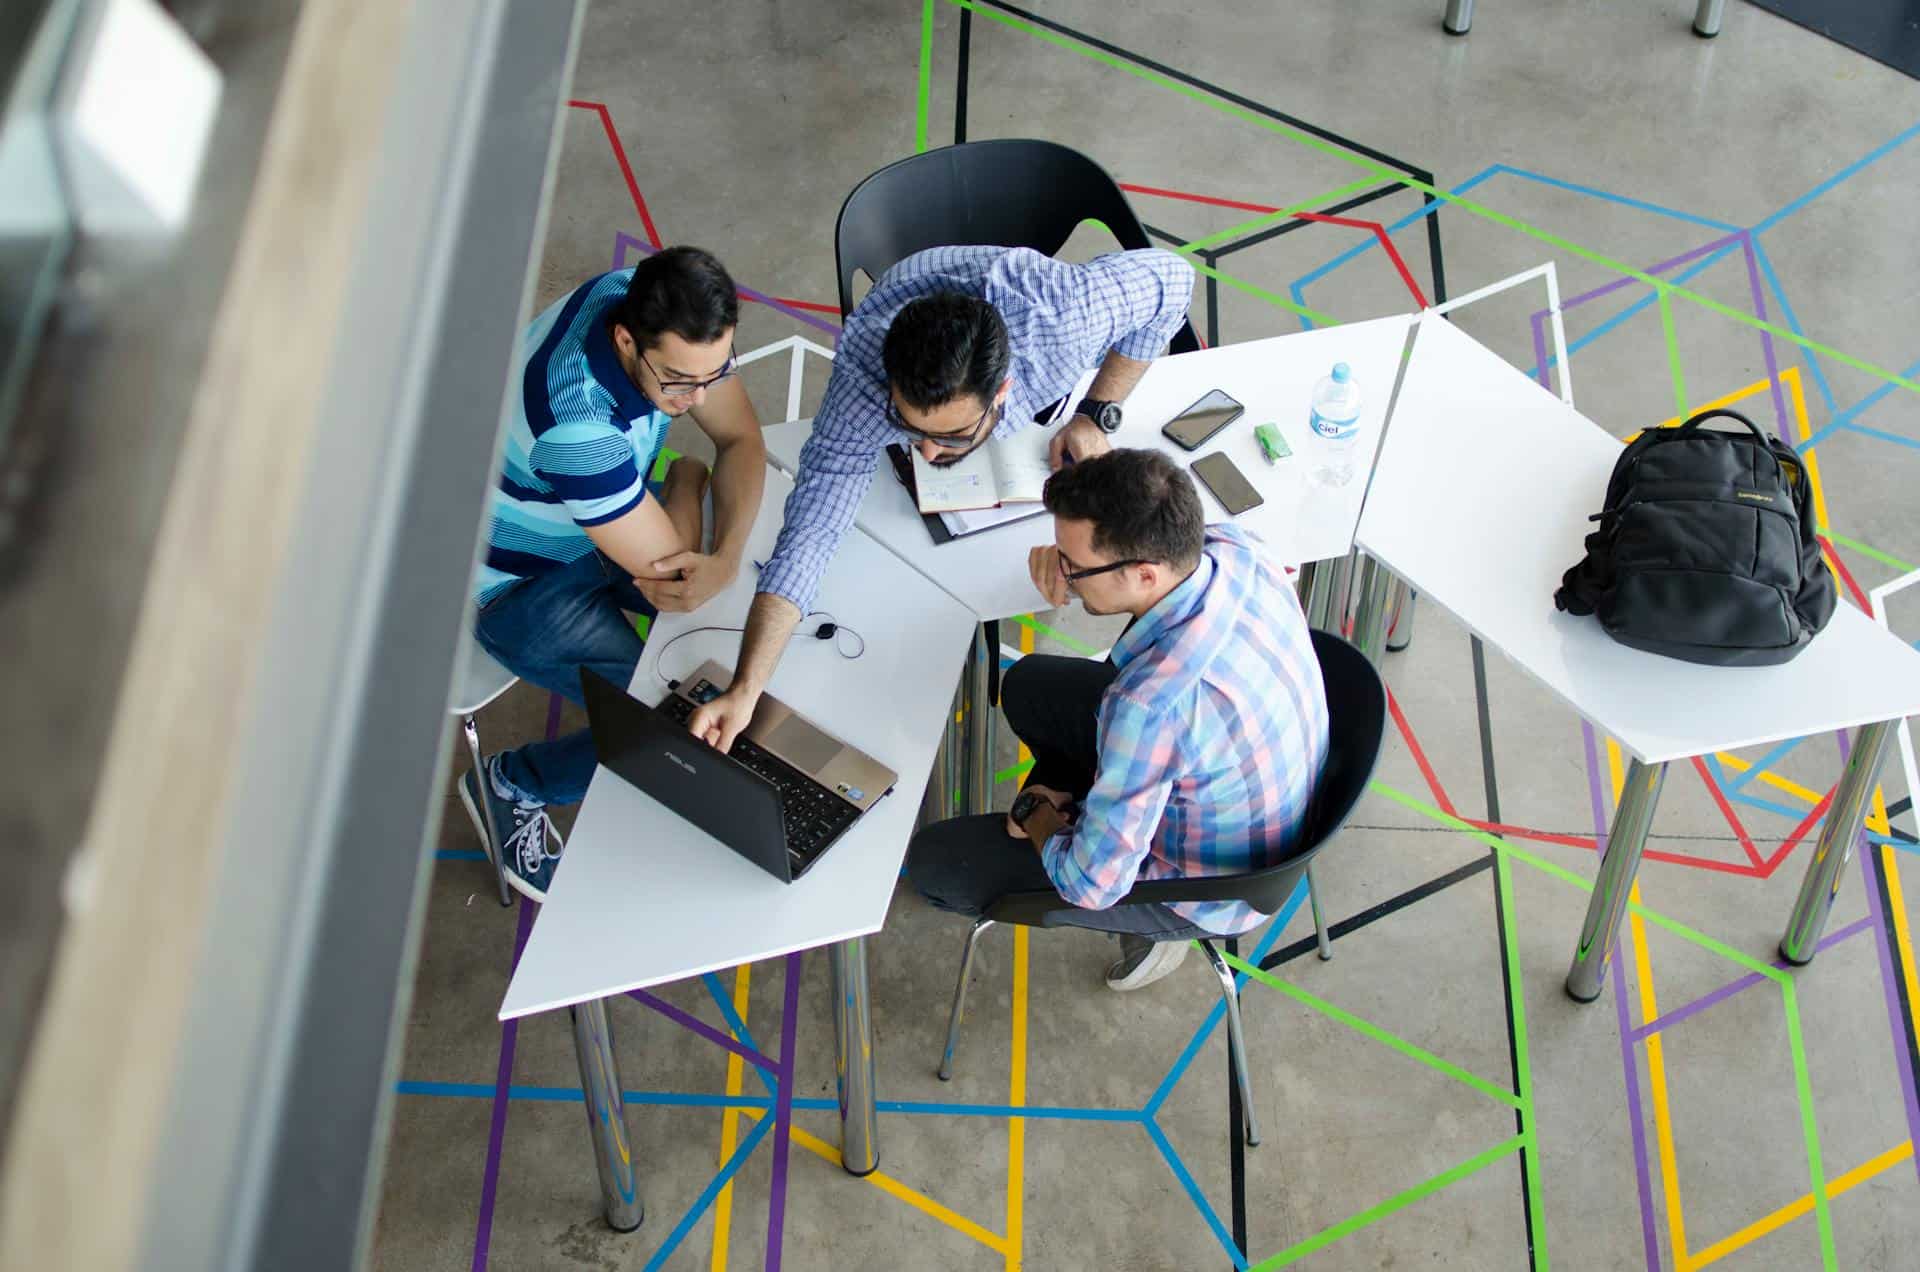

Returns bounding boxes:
[689,686,757,754]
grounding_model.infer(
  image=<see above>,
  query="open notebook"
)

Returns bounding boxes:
[907,428,1055,514]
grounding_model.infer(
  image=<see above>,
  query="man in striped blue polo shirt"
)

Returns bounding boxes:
[460,246,767,900]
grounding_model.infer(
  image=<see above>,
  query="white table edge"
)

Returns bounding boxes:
[1355,530,1916,767]
[497,914,889,1021]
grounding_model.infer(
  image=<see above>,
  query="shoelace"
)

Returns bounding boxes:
[503,804,562,876]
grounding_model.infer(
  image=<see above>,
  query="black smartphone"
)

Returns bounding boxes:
[1161,388,1245,451]
[1191,452,1264,516]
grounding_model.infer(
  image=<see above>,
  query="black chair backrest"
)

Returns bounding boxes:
[834,139,1200,354]
[987,630,1387,928]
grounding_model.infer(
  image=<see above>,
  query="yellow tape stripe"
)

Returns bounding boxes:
[1633,885,1689,1268]
[1685,1141,1914,1269]
[780,1122,1012,1255]
[1006,926,1029,1270]
[1712,751,1892,836]
[1607,738,1688,1267]
[709,963,753,1271]
[1781,368,1831,531]
[1883,844,1920,1058]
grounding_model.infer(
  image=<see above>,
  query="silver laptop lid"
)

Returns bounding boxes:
[671,660,897,811]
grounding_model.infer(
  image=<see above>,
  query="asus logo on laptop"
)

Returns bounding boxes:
[664,751,696,775]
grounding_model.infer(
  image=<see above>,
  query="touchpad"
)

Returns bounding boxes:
[763,716,844,773]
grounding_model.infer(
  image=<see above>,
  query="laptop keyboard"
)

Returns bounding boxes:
[657,693,860,868]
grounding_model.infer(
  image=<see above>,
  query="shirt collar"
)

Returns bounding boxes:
[584,317,662,420]
[1110,551,1216,671]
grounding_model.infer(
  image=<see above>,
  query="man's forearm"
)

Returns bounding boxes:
[1084,351,1151,406]
[707,431,767,563]
[732,591,802,697]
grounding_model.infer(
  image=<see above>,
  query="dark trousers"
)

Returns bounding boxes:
[905,654,1206,939]
[472,551,654,806]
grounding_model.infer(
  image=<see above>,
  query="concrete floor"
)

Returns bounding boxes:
[375,1,1920,1267]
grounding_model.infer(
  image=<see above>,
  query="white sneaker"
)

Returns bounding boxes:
[1105,934,1191,991]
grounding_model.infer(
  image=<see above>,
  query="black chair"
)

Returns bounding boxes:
[934,631,1387,1147]
[833,137,1202,349]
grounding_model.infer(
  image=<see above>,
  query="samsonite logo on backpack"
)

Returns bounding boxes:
[1553,408,1837,667]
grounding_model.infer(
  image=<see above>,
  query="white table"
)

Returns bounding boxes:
[1355,313,1920,999]
[763,314,1415,620]
[498,467,976,1225]
[762,315,1418,812]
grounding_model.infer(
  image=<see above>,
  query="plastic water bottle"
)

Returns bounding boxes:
[1308,362,1363,487]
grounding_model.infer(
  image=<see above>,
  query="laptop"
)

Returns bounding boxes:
[580,661,898,883]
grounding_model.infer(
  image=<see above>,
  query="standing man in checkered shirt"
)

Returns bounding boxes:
[687,244,1196,751]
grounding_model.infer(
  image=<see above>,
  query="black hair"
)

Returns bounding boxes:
[881,293,1011,411]
[1042,448,1205,572]
[608,246,739,350]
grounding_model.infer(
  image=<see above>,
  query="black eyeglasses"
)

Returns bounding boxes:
[639,344,738,396]
[1058,552,1151,583]
[888,395,1002,454]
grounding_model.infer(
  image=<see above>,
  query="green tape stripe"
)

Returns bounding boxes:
[1369,781,1784,981]
[1495,847,1550,1268]
[916,0,935,153]
[1219,950,1520,1108]
[1659,291,1687,416]
[1824,531,1917,574]
[1007,614,1101,656]
[1176,176,1381,254]
[949,0,1920,399]
[1186,255,1342,327]
[995,756,1035,786]
[649,447,682,483]
[1249,1134,1526,1270]
[633,612,652,640]
[1781,980,1837,1270]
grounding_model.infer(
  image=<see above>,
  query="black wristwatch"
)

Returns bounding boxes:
[1075,397,1124,433]
[1009,788,1052,828]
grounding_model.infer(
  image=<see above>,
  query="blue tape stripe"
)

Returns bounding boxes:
[1752,119,1920,234]
[1146,1118,1249,1269]
[644,1110,775,1272]
[397,1081,1143,1122]
[1843,421,1920,453]
[436,848,488,862]
[1728,787,1820,824]
[1723,736,1808,793]
[1751,239,1840,415]
[702,971,779,1096]
[1488,165,1741,232]
[1291,164,1503,294]
[1560,243,1741,363]
[1144,882,1304,1117]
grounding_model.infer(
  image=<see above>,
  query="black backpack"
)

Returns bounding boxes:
[1554,407,1836,666]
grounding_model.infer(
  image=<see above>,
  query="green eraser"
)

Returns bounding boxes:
[1255,422,1290,462]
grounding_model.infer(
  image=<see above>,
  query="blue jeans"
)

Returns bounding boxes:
[473,551,654,806]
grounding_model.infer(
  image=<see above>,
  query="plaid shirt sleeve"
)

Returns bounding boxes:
[755,341,889,612]
[1041,691,1181,910]
[1085,249,1195,361]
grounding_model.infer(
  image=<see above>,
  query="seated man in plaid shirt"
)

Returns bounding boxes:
[907,450,1331,991]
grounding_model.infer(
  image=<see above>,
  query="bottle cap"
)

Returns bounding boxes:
[1331,362,1351,383]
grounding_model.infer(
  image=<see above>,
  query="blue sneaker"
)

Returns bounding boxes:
[458,760,563,902]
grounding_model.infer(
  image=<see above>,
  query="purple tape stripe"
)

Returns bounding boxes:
[1629,917,1872,1041]
[625,986,780,1073]
[472,897,538,1272]
[1737,231,1792,434]
[613,232,843,339]
[765,952,804,1271]
[1584,722,1662,1272]
[1840,721,1920,1186]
